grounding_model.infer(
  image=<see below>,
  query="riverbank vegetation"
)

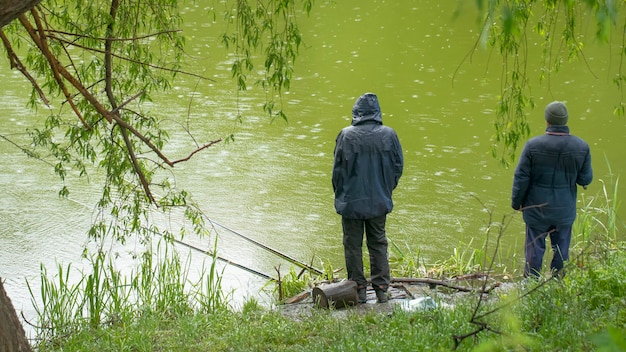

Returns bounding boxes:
[28,178,625,351]
[2,1,625,350]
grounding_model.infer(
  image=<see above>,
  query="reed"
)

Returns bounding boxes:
[29,235,227,348]
[573,174,624,266]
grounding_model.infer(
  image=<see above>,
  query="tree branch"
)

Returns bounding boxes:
[21,9,89,128]
[0,0,41,27]
[0,28,49,104]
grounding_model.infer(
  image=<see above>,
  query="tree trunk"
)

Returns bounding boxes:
[312,281,358,309]
[0,278,33,352]
[0,0,41,28]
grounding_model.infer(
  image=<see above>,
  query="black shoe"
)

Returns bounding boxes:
[375,290,389,303]
[357,288,367,303]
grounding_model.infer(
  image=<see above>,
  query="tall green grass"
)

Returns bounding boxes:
[34,247,626,351]
[30,177,625,351]
[30,237,227,349]
[389,199,521,279]
[389,175,623,280]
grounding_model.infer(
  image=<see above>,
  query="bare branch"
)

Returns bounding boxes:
[171,140,222,165]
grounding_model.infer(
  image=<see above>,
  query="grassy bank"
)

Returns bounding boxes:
[30,179,626,351]
[32,244,626,351]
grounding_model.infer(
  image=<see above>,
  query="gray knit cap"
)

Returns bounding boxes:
[544,101,568,125]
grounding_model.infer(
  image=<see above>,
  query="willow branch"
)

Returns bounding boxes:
[104,0,118,108]
[171,139,223,165]
[119,125,155,204]
[48,34,214,82]
[45,28,181,42]
[0,28,49,104]
[22,9,89,128]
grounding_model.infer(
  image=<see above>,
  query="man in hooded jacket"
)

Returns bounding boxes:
[332,92,403,303]
[512,101,593,278]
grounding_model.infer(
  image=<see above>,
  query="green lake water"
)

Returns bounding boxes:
[1,0,625,332]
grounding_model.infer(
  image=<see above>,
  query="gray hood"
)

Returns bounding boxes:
[351,93,382,125]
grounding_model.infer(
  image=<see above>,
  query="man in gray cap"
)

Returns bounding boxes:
[511,101,593,278]
[332,92,403,303]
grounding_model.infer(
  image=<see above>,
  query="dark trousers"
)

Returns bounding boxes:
[342,215,390,291]
[524,224,572,278]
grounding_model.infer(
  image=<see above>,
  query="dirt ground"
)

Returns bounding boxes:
[277,277,512,319]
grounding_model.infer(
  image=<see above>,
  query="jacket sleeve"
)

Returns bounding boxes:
[576,148,593,187]
[392,133,404,189]
[511,145,531,210]
[332,132,343,192]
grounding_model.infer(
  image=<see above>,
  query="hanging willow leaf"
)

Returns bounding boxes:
[0,0,312,244]
[470,0,625,166]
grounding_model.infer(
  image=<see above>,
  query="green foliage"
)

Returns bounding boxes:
[593,325,626,352]
[221,0,312,121]
[389,209,520,278]
[267,264,322,302]
[32,176,626,351]
[388,240,427,278]
[476,1,626,165]
[573,167,624,271]
[30,237,228,348]
[34,247,626,351]
[2,0,312,253]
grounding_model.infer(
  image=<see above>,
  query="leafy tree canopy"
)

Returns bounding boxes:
[1,0,624,244]
[0,0,312,245]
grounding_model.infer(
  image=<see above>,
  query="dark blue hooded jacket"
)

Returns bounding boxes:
[511,125,593,227]
[332,93,404,219]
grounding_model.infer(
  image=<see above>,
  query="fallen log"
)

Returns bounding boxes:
[312,281,357,309]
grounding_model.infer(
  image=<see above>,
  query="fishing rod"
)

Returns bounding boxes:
[202,215,324,276]
[65,195,323,277]
[171,236,276,282]
[147,227,277,282]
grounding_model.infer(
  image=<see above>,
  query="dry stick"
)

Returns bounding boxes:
[452,200,517,350]
[452,202,587,349]
[275,265,283,301]
[472,240,597,323]
[390,278,499,294]
[452,238,504,346]
[171,140,222,165]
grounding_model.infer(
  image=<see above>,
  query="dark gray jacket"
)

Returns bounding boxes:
[511,125,593,227]
[332,93,404,219]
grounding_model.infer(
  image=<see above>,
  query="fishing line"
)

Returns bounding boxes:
[145,227,276,281]
[200,212,324,276]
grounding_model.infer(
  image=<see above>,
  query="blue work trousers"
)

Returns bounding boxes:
[524,224,572,278]
[342,215,390,291]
